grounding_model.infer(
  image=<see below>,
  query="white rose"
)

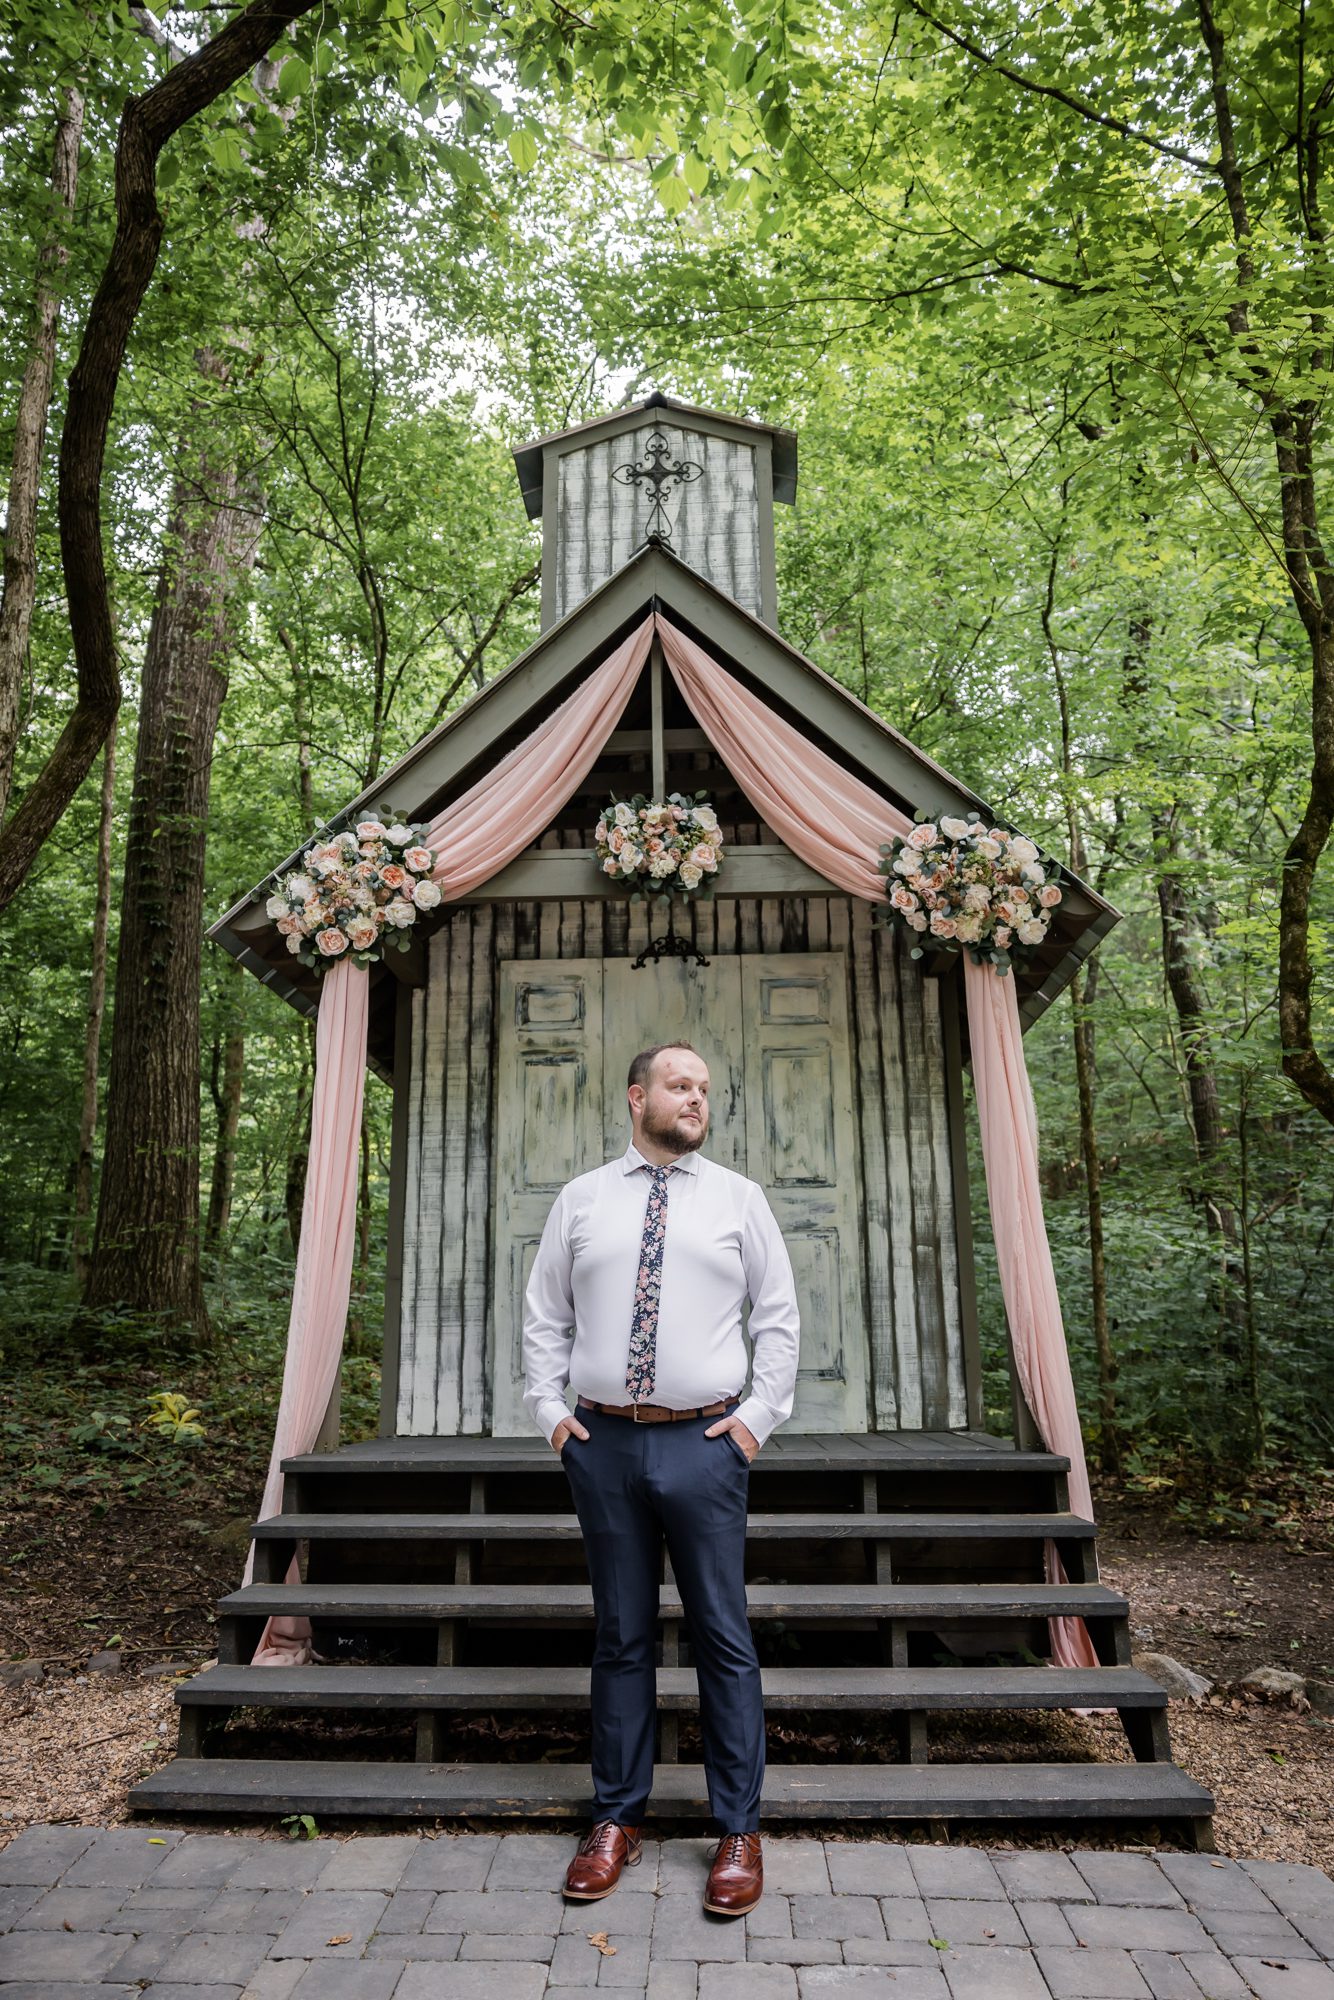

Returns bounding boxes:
[386,824,414,847]
[265,893,288,919]
[614,802,635,826]
[1022,862,1046,886]
[412,878,442,910]
[1017,917,1046,944]
[939,815,971,840]
[386,898,416,928]
[287,874,314,902]
[285,932,303,954]
[595,821,608,843]
[680,862,703,888]
[892,850,922,877]
[693,806,719,831]
[1009,836,1039,864]
[974,836,1002,860]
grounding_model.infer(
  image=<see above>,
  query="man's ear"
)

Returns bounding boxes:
[627,1084,645,1118]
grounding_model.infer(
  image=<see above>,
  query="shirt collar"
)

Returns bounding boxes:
[622,1142,701,1176]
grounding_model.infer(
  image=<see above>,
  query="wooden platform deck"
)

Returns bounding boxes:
[132,1430,1213,1843]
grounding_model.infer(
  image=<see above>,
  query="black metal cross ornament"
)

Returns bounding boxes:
[612,429,703,543]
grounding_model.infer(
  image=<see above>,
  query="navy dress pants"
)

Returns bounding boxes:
[560,1405,764,1832]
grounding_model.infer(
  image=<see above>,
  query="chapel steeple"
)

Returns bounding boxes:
[513,392,798,632]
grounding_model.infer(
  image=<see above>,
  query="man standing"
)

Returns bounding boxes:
[522,1041,801,1916]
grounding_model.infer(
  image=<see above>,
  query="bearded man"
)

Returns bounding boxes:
[522,1040,801,1916]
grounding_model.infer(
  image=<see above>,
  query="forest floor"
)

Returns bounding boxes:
[1,1341,1331,1863]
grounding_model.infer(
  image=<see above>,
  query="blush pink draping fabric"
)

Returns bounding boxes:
[962,955,1100,1667]
[420,620,654,892]
[247,956,369,1663]
[655,613,1098,1668]
[247,619,655,1664]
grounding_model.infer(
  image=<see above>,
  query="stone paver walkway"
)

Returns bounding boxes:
[1,1829,1332,2000]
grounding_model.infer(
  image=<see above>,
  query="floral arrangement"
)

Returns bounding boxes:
[260,814,441,971]
[876,811,1063,974]
[594,792,724,899]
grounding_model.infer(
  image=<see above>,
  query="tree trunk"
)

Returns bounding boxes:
[0,82,85,824]
[204,1024,245,1258]
[82,386,260,1334]
[71,716,117,1284]
[0,0,317,914]
[285,1034,313,1258]
[1041,526,1118,1467]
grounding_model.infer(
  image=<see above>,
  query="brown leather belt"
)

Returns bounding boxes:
[577,1394,740,1424]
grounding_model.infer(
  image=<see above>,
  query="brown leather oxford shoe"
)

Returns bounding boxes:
[563,1819,644,1900]
[703,1830,763,1915]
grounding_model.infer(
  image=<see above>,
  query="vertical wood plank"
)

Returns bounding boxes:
[922,973,967,1426]
[848,900,898,1429]
[379,978,414,1436]
[874,912,923,1429]
[460,903,494,1434]
[435,913,473,1435]
[394,976,427,1433]
[404,924,450,1433]
[896,929,950,1427]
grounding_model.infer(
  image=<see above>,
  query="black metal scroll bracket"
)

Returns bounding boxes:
[632,907,710,970]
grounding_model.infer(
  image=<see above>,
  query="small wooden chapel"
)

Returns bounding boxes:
[135,394,1213,1842]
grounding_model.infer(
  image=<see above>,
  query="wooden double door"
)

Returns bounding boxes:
[491,953,868,1433]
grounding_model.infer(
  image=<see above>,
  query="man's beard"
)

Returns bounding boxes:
[641,1101,707,1156]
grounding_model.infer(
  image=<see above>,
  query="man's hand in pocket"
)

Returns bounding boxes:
[704,1416,759,1462]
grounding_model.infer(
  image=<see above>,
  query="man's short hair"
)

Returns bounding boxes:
[627,1042,701,1092]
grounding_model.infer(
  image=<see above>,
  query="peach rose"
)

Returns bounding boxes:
[908,823,938,849]
[276,914,302,936]
[889,884,918,912]
[405,846,434,874]
[380,863,407,890]
[1039,884,1063,907]
[348,918,378,951]
[316,927,348,956]
[689,843,714,869]
[994,925,1013,948]
[907,910,929,931]
[929,913,958,939]
[356,819,389,842]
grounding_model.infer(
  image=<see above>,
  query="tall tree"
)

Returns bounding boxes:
[0,80,84,823]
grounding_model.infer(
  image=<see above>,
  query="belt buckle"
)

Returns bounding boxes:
[632,1400,643,1423]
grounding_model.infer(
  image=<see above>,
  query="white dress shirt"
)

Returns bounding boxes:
[522,1142,801,1449]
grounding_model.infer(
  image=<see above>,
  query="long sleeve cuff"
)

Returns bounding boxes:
[733,1393,782,1449]
[533,1395,572,1445]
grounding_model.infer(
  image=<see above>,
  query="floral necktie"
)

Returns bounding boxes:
[626,1163,671,1403]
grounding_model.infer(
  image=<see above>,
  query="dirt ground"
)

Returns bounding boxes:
[2,1482,1331,1865]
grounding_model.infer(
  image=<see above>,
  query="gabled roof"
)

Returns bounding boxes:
[513,391,799,519]
[207,540,1119,1043]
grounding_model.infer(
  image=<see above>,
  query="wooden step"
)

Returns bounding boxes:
[178,1662,1166,1713]
[254,1511,1097,1543]
[130,1756,1214,1833]
[282,1432,1070,1477]
[218,1580,1126,1624]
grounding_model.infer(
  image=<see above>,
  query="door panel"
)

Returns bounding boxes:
[490,951,866,1433]
[742,956,868,1428]
[491,962,604,1434]
[600,957,745,1171]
